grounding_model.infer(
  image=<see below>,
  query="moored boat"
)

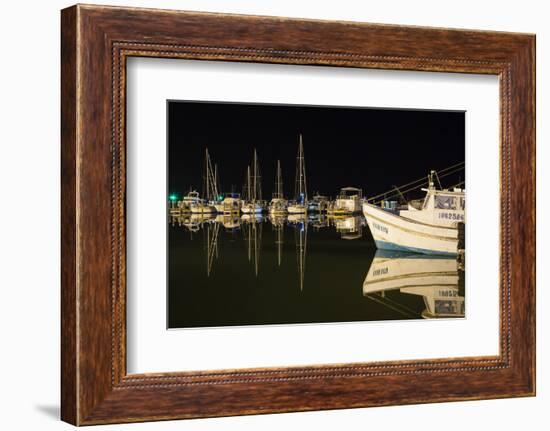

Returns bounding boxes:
[269,160,288,214]
[362,171,465,255]
[330,187,363,215]
[173,190,201,213]
[220,192,242,214]
[308,193,329,213]
[288,134,308,214]
[193,148,219,214]
[241,149,265,214]
[190,199,216,214]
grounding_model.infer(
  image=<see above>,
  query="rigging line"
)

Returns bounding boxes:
[390,161,464,190]
[366,162,464,202]
[371,166,465,204]
[371,169,465,205]
[449,180,466,188]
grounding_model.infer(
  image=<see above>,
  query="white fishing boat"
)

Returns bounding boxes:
[363,250,464,318]
[287,134,308,214]
[330,187,363,214]
[241,149,265,214]
[363,171,465,255]
[269,160,288,214]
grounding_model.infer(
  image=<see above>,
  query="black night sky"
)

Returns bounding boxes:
[168,101,465,201]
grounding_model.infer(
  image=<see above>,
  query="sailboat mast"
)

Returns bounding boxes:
[204,148,210,201]
[295,134,308,203]
[250,148,262,203]
[301,135,307,202]
[252,149,257,203]
[257,154,262,202]
[246,165,251,202]
[213,164,219,200]
[204,147,218,202]
[275,160,283,199]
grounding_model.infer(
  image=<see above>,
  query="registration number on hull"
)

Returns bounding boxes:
[438,212,464,221]
[372,221,389,234]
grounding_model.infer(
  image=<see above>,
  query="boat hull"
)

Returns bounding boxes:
[269,198,288,214]
[333,198,361,214]
[363,251,459,294]
[190,205,216,214]
[287,204,307,214]
[362,202,459,255]
[241,203,263,214]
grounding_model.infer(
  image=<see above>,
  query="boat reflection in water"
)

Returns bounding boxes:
[169,212,216,233]
[170,213,366,289]
[168,212,466,328]
[333,215,365,240]
[363,250,465,319]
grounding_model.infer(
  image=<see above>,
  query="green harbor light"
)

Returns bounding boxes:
[169,193,178,202]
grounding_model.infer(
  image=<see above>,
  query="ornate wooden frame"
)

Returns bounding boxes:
[61,4,535,425]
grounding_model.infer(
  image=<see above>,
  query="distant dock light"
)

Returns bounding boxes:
[169,194,178,201]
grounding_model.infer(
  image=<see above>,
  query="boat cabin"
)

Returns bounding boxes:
[333,187,363,213]
[399,186,465,228]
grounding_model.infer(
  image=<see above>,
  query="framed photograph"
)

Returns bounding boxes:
[61,4,535,425]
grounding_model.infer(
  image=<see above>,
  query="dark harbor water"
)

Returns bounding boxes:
[168,214,465,329]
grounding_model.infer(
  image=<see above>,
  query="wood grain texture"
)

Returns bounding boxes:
[60,5,78,425]
[60,4,536,425]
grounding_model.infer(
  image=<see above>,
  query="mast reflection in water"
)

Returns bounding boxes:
[168,214,465,329]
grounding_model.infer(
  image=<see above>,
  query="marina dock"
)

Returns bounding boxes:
[169,136,465,256]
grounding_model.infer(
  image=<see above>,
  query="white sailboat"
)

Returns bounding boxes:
[191,148,217,214]
[269,160,288,214]
[287,134,308,214]
[362,170,465,255]
[211,165,226,213]
[241,149,264,214]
